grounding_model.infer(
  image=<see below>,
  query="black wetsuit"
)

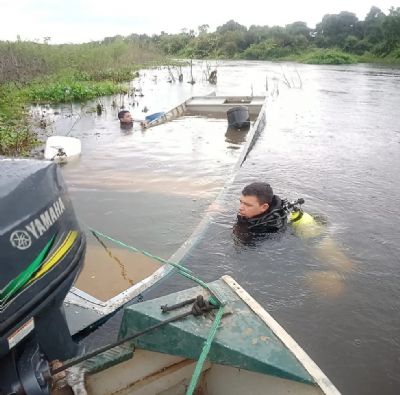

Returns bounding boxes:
[233,195,288,244]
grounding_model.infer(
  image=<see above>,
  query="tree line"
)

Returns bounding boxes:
[149,6,400,61]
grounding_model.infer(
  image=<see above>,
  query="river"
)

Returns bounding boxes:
[41,60,400,394]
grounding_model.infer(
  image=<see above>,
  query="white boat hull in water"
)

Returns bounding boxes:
[44,136,81,162]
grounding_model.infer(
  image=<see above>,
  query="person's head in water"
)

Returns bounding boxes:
[118,110,133,124]
[239,182,273,219]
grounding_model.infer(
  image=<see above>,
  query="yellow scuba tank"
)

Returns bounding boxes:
[289,210,325,239]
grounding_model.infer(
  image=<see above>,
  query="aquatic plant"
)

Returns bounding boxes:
[0,92,39,156]
[0,123,38,156]
[300,49,357,64]
[26,81,127,103]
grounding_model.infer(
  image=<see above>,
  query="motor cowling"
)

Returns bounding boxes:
[0,159,86,394]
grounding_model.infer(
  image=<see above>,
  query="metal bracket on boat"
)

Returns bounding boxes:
[51,296,218,377]
[161,295,216,316]
[161,297,197,313]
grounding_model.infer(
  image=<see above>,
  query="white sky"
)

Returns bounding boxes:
[0,0,397,44]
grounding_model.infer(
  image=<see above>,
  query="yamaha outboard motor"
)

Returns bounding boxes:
[0,159,86,394]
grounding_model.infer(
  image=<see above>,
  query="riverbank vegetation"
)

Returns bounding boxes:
[0,86,36,156]
[0,38,162,155]
[1,6,399,155]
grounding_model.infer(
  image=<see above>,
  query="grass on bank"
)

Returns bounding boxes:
[293,47,400,65]
[26,75,130,103]
[280,48,357,64]
[300,49,357,65]
[0,85,38,156]
[357,48,400,64]
[0,122,37,157]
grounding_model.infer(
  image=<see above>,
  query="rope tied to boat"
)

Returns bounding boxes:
[87,226,222,307]
[159,294,225,395]
[186,305,225,395]
[162,295,214,316]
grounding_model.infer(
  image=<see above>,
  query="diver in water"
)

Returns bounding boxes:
[234,181,355,296]
[233,182,288,243]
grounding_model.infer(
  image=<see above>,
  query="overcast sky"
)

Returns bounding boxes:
[0,0,397,44]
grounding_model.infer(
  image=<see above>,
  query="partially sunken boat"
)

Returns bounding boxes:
[145,95,265,128]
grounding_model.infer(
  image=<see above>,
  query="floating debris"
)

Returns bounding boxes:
[96,103,103,116]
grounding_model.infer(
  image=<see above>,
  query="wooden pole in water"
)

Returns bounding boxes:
[189,58,195,84]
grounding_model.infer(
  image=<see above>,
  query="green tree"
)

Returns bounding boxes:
[186,33,218,58]
[315,11,360,47]
[198,24,209,35]
[285,21,311,40]
[364,6,386,44]
[242,38,292,60]
[216,20,247,34]
[158,33,191,55]
[343,35,372,54]
[247,25,272,44]
[382,7,400,52]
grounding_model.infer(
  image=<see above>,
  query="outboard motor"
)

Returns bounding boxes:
[0,159,86,394]
[226,106,250,130]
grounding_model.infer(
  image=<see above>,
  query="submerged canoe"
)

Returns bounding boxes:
[65,276,340,395]
[145,95,265,128]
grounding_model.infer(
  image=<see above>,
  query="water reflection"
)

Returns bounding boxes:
[225,125,250,146]
[119,123,133,133]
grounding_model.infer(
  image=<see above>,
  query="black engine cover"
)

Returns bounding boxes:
[0,159,86,361]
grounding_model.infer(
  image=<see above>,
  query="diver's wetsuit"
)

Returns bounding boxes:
[234,195,288,244]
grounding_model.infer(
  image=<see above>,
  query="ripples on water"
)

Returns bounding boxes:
[39,62,400,395]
